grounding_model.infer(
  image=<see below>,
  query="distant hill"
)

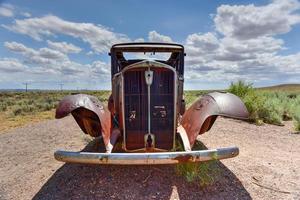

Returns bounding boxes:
[258,84,300,92]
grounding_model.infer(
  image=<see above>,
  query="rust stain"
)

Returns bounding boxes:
[173,154,193,163]
[181,92,249,148]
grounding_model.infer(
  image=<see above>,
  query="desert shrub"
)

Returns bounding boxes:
[93,91,111,102]
[176,161,218,186]
[6,98,15,106]
[228,81,284,125]
[292,105,300,132]
[44,97,54,104]
[34,102,55,111]
[184,91,207,106]
[12,104,36,116]
[42,103,54,111]
[228,81,300,129]
[12,106,23,116]
[228,80,253,98]
[27,99,34,105]
[241,90,266,124]
[228,81,267,124]
[175,141,220,186]
[0,102,8,111]
[259,97,283,125]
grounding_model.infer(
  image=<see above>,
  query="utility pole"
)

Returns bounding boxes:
[59,83,64,91]
[23,82,30,92]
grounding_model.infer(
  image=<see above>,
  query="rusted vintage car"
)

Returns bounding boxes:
[54,43,249,165]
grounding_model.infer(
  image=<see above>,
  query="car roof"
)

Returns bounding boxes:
[111,42,184,52]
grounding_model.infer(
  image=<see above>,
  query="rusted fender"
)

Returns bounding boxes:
[181,92,249,147]
[55,94,112,147]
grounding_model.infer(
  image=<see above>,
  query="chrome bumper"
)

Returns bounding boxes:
[54,146,239,165]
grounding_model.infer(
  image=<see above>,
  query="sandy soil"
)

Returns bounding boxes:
[0,117,299,200]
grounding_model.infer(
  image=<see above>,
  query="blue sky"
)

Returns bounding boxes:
[0,0,300,90]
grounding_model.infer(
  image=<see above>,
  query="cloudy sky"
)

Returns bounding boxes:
[0,0,300,90]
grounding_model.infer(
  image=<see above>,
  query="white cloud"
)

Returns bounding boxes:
[214,0,300,39]
[21,12,31,18]
[4,41,31,53]
[39,47,66,59]
[90,60,110,77]
[185,32,220,60]
[0,58,27,73]
[220,36,283,54]
[148,31,173,43]
[86,51,96,56]
[183,0,300,85]
[2,41,111,89]
[47,40,82,54]
[5,41,67,64]
[4,15,130,53]
[134,38,145,42]
[186,32,219,52]
[0,4,14,17]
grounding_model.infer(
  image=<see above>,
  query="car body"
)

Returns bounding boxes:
[54,43,249,165]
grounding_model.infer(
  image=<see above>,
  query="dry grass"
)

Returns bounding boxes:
[0,110,54,132]
[258,84,300,92]
[0,91,110,132]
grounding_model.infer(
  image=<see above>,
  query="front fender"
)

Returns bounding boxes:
[55,94,112,146]
[181,92,249,147]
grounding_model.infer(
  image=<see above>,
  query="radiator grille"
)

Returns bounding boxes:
[124,67,175,150]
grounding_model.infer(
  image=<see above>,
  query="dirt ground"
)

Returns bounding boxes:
[0,117,299,200]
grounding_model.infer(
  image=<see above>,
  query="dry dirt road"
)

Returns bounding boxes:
[0,117,299,200]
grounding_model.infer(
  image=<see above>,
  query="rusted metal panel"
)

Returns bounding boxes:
[55,94,112,146]
[181,92,249,147]
[54,146,239,165]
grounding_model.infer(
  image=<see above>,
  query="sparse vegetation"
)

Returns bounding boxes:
[175,141,220,186]
[184,90,207,107]
[0,90,110,131]
[293,106,300,132]
[228,81,300,130]
[1,85,299,132]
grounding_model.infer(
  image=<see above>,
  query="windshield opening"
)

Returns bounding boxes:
[123,52,172,61]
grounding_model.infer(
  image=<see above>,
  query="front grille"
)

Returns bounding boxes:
[123,67,175,150]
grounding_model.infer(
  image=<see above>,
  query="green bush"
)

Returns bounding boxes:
[292,106,300,132]
[176,161,218,186]
[184,91,206,107]
[242,90,266,124]
[11,104,36,116]
[228,80,253,98]
[175,141,220,186]
[12,106,23,116]
[228,81,300,130]
[259,97,283,125]
[0,102,8,111]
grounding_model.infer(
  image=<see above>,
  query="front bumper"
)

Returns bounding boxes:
[54,146,239,165]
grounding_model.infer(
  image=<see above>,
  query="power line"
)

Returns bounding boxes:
[59,83,64,91]
[22,82,30,92]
